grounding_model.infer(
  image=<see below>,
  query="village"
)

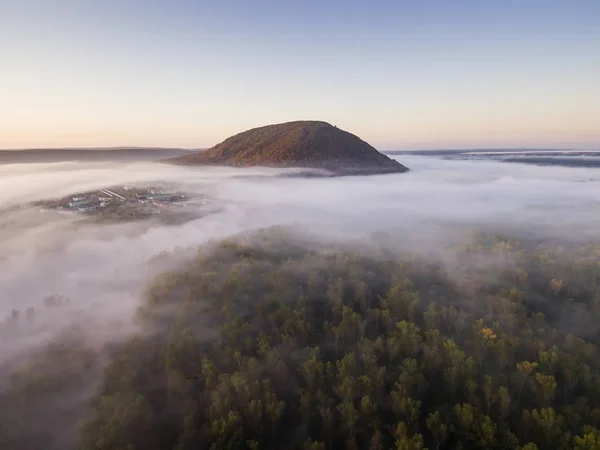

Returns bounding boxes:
[35,185,191,222]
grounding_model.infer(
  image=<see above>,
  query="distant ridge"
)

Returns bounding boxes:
[387,148,599,156]
[0,148,196,165]
[169,121,409,176]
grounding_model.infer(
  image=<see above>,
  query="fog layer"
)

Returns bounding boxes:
[2,155,600,321]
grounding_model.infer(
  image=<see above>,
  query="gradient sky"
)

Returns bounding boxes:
[1,0,599,150]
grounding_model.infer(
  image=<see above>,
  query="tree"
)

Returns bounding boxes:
[426,411,448,450]
[394,422,425,450]
[516,361,538,406]
[574,427,600,450]
[453,403,476,447]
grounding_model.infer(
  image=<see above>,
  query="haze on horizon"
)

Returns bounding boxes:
[2,0,599,151]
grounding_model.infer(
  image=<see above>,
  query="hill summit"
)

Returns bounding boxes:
[169,121,409,176]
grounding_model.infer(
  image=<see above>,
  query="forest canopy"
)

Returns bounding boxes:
[2,226,600,449]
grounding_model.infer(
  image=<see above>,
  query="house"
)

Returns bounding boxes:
[68,200,90,208]
[147,194,174,202]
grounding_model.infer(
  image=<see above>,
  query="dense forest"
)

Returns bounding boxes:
[2,226,600,449]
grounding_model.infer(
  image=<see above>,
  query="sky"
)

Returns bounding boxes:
[1,0,599,150]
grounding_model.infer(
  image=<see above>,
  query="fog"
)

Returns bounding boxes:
[2,155,600,327]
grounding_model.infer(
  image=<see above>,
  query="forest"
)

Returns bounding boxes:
[2,226,600,449]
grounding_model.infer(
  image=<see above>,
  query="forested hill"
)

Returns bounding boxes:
[4,227,600,449]
[168,121,409,176]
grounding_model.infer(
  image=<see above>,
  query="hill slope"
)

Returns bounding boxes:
[169,121,409,175]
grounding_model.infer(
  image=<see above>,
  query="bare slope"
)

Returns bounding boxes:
[169,121,409,175]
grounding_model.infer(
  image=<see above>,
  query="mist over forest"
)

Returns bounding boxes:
[2,154,600,449]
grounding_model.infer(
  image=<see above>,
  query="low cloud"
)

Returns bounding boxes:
[2,155,600,320]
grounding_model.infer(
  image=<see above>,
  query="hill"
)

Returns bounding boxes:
[168,121,409,175]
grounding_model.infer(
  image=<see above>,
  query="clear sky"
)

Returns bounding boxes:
[1,0,599,150]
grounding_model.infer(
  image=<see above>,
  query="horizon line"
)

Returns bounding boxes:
[2,146,599,153]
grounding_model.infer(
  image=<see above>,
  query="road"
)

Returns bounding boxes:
[100,188,126,201]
